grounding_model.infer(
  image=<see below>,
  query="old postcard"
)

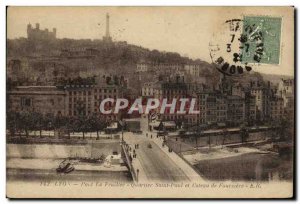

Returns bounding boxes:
[6,6,295,199]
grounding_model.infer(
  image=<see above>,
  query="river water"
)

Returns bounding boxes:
[194,152,293,181]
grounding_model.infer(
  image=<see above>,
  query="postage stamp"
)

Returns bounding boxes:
[209,16,282,76]
[209,18,251,76]
[241,16,282,64]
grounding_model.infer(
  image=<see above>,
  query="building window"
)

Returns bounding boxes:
[21,98,32,107]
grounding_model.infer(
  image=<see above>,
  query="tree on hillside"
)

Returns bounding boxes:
[221,128,229,148]
[240,123,249,144]
[269,121,279,142]
[188,125,202,150]
[65,116,76,139]
[6,111,18,137]
[53,113,69,137]
[87,114,107,140]
[277,117,292,141]
[18,111,36,137]
[74,115,89,139]
[31,112,44,137]
[42,113,55,137]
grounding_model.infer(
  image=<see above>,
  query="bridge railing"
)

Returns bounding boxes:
[121,142,138,183]
[164,140,204,179]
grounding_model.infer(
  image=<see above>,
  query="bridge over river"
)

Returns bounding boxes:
[121,132,203,183]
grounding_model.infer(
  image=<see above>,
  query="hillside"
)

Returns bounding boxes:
[7,37,283,90]
[7,38,194,65]
[7,38,216,87]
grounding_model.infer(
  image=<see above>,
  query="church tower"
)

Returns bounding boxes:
[103,13,112,43]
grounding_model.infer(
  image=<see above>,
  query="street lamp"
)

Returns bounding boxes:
[120,119,124,143]
[122,126,124,143]
[48,122,52,137]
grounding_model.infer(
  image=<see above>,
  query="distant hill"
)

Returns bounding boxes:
[7,38,195,65]
[8,37,288,89]
[7,38,199,78]
[7,38,218,89]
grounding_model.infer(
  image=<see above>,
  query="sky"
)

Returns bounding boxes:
[7,7,294,76]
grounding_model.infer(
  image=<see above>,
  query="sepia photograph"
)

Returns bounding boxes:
[5,6,295,199]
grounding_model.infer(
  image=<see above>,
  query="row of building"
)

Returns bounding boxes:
[136,61,208,77]
[7,75,127,122]
[141,75,294,126]
[7,71,294,127]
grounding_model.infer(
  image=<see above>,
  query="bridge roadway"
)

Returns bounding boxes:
[123,132,197,182]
